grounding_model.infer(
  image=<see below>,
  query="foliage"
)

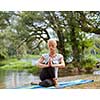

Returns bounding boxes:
[80,54,97,72]
[96,54,100,58]
[0,11,100,70]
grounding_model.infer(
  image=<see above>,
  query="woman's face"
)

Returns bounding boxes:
[48,40,57,52]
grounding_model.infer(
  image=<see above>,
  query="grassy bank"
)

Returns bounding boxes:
[22,54,40,59]
[0,55,41,75]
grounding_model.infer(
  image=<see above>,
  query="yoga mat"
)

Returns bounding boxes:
[17,79,94,89]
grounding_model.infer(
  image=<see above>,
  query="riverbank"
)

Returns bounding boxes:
[0,55,40,74]
[58,74,100,89]
[0,55,100,89]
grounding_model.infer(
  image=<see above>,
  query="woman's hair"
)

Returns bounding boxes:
[47,39,57,46]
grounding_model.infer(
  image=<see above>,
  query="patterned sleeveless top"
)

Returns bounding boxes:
[41,53,64,78]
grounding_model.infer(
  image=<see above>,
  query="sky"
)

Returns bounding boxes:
[0,0,100,11]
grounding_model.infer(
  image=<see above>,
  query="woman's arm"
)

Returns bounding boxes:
[37,56,48,68]
[51,57,65,68]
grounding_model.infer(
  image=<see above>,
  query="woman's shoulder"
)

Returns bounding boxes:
[42,53,49,58]
[56,53,63,58]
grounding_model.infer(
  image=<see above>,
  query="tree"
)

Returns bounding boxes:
[0,11,13,59]
[13,11,100,64]
[0,11,100,68]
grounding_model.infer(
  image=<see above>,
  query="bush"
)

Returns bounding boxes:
[66,63,75,72]
[81,54,97,73]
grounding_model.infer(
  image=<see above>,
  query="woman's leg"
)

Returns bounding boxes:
[39,67,55,81]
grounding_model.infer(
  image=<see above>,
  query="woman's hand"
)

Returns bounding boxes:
[48,57,53,67]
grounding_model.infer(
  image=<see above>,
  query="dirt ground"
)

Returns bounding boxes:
[58,74,100,89]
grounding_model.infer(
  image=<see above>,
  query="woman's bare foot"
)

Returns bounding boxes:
[30,82,39,85]
[55,84,60,88]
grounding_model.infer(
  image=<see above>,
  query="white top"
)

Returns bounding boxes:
[42,53,63,78]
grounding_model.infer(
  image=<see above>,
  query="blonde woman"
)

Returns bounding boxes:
[31,39,65,87]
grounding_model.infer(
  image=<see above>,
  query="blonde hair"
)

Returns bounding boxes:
[47,39,57,46]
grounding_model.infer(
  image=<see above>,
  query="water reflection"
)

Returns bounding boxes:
[20,58,38,65]
[0,70,39,89]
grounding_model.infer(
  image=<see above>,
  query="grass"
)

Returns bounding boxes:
[96,54,100,59]
[22,54,40,59]
[0,58,18,66]
[0,61,31,71]
[0,55,40,73]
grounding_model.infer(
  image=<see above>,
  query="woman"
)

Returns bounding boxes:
[31,39,65,87]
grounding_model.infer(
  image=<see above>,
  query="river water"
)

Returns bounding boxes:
[0,58,40,89]
[0,70,39,89]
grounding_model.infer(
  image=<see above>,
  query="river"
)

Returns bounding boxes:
[0,58,40,89]
[0,70,39,89]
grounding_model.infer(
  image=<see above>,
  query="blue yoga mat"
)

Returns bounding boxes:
[17,79,94,89]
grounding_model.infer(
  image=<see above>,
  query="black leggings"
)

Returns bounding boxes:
[39,67,55,81]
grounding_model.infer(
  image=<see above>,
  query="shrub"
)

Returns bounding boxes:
[81,54,97,73]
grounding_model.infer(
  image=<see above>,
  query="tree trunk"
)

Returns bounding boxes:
[56,30,67,62]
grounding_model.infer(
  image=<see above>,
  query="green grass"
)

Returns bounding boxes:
[0,60,31,70]
[0,58,18,66]
[22,54,40,59]
[95,54,100,59]
[0,55,40,73]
